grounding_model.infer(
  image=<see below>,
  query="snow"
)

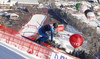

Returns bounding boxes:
[19,13,100,53]
[0,45,24,59]
[1,2,100,58]
[20,14,46,37]
[71,12,100,36]
[72,13,100,27]
[55,2,62,6]
[53,25,82,52]
[0,42,41,59]
[19,14,83,53]
[0,8,82,59]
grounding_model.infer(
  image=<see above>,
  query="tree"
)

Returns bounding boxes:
[97,0,99,4]
[89,49,94,59]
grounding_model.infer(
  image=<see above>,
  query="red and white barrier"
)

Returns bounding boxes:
[0,24,79,59]
[0,30,52,59]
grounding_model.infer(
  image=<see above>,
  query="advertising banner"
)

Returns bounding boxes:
[56,24,64,32]
[51,52,78,59]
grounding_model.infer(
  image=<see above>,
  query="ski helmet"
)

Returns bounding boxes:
[53,23,58,29]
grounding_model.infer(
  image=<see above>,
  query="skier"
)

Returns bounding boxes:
[36,23,58,44]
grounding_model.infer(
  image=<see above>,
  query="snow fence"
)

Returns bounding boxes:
[0,24,79,59]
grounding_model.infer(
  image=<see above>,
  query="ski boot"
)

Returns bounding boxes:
[35,39,41,44]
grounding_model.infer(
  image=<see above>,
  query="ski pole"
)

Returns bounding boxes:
[37,21,42,27]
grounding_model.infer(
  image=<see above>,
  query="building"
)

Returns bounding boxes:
[0,0,39,7]
[11,0,39,7]
[11,0,39,5]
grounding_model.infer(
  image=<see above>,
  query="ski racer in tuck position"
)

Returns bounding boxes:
[36,23,58,44]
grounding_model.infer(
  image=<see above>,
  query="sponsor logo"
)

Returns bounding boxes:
[71,41,80,46]
[54,53,67,59]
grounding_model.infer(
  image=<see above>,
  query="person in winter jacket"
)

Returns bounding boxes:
[36,23,58,44]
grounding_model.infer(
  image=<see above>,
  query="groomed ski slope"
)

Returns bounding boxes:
[0,42,41,59]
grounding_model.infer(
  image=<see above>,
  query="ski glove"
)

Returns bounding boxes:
[50,41,53,44]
